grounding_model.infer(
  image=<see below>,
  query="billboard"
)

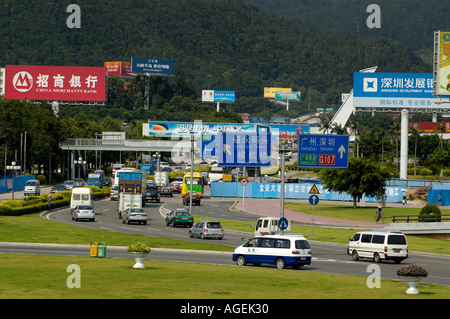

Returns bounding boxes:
[275,91,301,101]
[353,72,444,109]
[264,87,291,98]
[4,65,106,101]
[433,31,450,96]
[131,57,173,75]
[409,122,450,133]
[104,61,132,76]
[201,90,235,103]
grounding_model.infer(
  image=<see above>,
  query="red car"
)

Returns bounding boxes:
[182,192,201,206]
[170,183,181,193]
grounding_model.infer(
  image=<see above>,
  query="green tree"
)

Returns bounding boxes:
[319,157,392,208]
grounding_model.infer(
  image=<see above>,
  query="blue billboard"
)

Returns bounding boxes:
[353,72,447,108]
[218,132,271,167]
[214,91,235,103]
[131,57,174,75]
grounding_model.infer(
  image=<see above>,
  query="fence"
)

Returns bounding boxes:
[392,215,450,223]
[0,175,36,194]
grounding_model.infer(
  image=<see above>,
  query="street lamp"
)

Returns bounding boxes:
[6,161,21,200]
[73,157,86,179]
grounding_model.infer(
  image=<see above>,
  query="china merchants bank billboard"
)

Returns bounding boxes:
[4,65,107,101]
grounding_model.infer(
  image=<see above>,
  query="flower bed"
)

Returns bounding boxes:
[396,264,428,277]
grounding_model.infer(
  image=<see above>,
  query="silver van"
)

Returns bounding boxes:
[189,221,224,240]
[347,230,408,264]
[24,179,40,196]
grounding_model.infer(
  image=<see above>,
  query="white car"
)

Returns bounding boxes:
[122,208,147,225]
[71,205,95,222]
[233,234,311,269]
[347,230,408,264]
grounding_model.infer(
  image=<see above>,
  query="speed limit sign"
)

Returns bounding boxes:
[240,178,248,186]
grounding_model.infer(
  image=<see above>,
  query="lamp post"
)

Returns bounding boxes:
[73,157,86,179]
[6,162,21,200]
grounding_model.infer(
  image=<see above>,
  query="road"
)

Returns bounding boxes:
[2,186,450,286]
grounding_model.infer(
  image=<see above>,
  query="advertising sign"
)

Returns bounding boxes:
[298,134,349,168]
[201,90,235,103]
[434,31,450,96]
[264,87,291,98]
[4,65,106,101]
[131,57,173,75]
[275,91,301,101]
[353,72,444,109]
[104,61,132,76]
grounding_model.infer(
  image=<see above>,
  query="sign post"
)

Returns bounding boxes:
[309,186,320,240]
[240,178,248,205]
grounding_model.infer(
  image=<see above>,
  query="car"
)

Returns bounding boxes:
[182,192,201,206]
[145,186,160,202]
[170,182,181,193]
[165,209,194,227]
[174,166,183,171]
[160,162,170,169]
[103,177,112,186]
[71,204,95,222]
[110,184,119,200]
[63,180,76,190]
[161,167,172,172]
[200,170,209,185]
[73,178,85,187]
[122,207,147,225]
[189,221,224,240]
[160,185,173,197]
[347,230,408,264]
[146,180,157,188]
[233,235,312,269]
[24,179,40,196]
[51,184,67,193]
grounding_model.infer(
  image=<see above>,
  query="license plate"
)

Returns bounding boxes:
[393,249,401,253]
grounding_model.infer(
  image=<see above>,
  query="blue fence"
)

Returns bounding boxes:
[211,182,404,203]
[0,176,36,194]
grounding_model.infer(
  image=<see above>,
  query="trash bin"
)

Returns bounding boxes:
[90,242,107,258]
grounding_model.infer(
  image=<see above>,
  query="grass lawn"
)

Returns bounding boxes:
[1,254,449,299]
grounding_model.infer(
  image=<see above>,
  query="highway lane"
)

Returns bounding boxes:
[3,186,450,286]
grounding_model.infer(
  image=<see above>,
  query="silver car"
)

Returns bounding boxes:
[189,221,224,240]
[122,208,147,225]
[71,205,95,222]
[24,179,40,196]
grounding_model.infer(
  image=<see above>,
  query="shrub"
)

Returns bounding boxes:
[396,264,428,277]
[443,169,450,177]
[36,175,46,184]
[419,204,442,222]
[419,168,433,176]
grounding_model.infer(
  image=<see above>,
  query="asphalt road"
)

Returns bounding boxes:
[2,186,450,286]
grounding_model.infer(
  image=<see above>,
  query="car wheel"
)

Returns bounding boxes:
[352,250,359,261]
[200,233,205,240]
[236,255,246,266]
[276,258,286,269]
[189,231,193,238]
[374,252,381,263]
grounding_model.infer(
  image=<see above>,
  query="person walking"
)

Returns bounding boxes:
[375,206,383,223]
[47,193,52,211]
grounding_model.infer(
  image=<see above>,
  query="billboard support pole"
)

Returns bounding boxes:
[217,102,220,112]
[400,109,409,180]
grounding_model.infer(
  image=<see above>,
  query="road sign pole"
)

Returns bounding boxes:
[279,141,286,234]
[312,205,315,240]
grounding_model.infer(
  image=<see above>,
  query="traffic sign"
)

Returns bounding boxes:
[309,195,320,206]
[278,217,289,231]
[240,178,248,187]
[297,134,349,168]
[309,184,320,194]
[218,132,271,167]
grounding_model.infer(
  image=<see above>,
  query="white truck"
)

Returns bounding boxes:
[154,171,169,187]
[117,193,142,219]
[254,217,291,236]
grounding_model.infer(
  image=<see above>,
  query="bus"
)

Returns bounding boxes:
[182,172,204,197]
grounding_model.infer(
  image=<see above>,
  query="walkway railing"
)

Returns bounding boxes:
[391,215,450,223]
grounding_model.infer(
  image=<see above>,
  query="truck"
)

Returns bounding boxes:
[140,164,154,177]
[154,171,169,187]
[117,193,142,219]
[87,170,105,187]
[254,217,291,236]
[70,187,93,212]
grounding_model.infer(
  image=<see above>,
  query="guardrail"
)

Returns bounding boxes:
[391,215,450,223]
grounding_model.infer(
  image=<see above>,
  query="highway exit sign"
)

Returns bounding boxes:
[297,134,349,168]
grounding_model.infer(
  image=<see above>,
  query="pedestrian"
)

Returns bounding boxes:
[47,193,52,211]
[375,206,383,223]
[438,193,443,206]
[402,190,407,205]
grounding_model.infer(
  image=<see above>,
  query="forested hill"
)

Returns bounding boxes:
[1,0,430,104]
[246,0,450,53]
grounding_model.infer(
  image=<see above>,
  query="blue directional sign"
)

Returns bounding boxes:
[309,195,320,206]
[218,132,271,167]
[297,134,349,168]
[201,134,217,158]
[278,217,289,231]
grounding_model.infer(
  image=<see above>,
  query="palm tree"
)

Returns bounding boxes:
[320,116,332,134]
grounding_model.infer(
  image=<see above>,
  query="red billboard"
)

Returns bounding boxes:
[4,65,107,101]
[104,61,132,76]
[409,122,450,133]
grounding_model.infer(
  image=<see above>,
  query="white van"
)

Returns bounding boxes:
[347,230,408,264]
[254,217,291,236]
[233,234,311,269]
[70,187,93,212]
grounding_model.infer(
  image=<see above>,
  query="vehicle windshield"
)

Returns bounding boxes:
[26,181,37,186]
[295,240,310,249]
[78,205,92,210]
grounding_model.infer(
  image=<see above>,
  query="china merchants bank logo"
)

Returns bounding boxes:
[12,71,33,92]
[363,77,378,92]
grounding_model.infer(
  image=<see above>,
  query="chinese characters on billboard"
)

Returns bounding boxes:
[4,65,107,101]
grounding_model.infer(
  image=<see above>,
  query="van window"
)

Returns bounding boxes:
[350,233,360,241]
[361,234,372,243]
[72,194,80,201]
[388,235,407,245]
[259,238,275,248]
[263,220,269,228]
[245,238,260,247]
[372,235,385,244]
[81,194,90,201]
[295,240,311,249]
[275,239,290,248]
